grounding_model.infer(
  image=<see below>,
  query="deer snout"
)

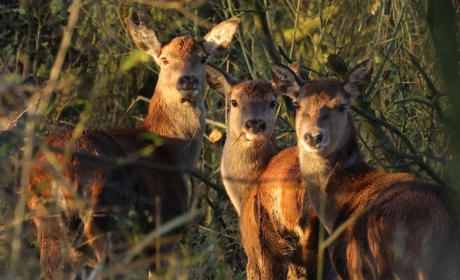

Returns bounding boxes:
[177,75,198,93]
[304,132,323,147]
[245,119,266,134]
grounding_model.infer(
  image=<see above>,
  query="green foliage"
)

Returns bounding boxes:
[0,0,459,279]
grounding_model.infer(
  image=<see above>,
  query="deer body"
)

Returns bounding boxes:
[206,64,334,280]
[220,114,279,215]
[271,60,460,280]
[27,18,240,279]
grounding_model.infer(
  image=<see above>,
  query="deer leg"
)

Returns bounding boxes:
[245,247,288,280]
[287,263,307,279]
[35,206,82,280]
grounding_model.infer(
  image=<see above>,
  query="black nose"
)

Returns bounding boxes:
[176,75,198,91]
[304,133,323,146]
[245,119,266,134]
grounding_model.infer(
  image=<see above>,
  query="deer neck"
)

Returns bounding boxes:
[140,85,205,170]
[299,124,364,232]
[221,132,279,215]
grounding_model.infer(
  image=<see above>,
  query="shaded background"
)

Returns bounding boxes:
[0,0,459,278]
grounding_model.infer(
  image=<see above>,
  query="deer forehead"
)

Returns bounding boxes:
[230,81,276,101]
[299,92,344,109]
[160,36,206,59]
[297,79,348,109]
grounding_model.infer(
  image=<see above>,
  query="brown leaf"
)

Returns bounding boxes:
[209,129,222,143]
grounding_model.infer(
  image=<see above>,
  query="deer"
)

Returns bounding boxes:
[206,63,335,280]
[270,59,460,279]
[0,66,38,131]
[0,66,38,209]
[27,17,240,279]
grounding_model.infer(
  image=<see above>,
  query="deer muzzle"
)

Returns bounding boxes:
[177,75,199,100]
[242,119,268,140]
[300,130,329,154]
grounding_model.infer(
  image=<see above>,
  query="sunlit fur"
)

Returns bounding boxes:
[207,63,335,280]
[271,59,460,280]
[27,18,240,279]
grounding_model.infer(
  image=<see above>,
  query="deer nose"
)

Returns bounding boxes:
[245,119,266,134]
[304,132,323,146]
[176,75,198,91]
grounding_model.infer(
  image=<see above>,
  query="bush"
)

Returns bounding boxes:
[0,0,458,278]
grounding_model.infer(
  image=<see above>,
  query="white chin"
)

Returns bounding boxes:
[300,141,325,154]
[246,134,265,141]
[180,89,198,97]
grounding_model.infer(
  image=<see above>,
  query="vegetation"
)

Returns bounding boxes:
[0,0,459,279]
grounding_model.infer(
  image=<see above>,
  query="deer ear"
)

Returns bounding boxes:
[205,63,238,96]
[270,60,303,99]
[202,17,241,56]
[0,66,11,77]
[288,61,300,76]
[125,18,163,63]
[343,59,373,100]
[22,74,38,86]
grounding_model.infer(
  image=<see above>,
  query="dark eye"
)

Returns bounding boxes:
[293,102,300,110]
[339,104,347,113]
[231,100,238,107]
[270,100,278,108]
[201,56,209,64]
[161,58,169,65]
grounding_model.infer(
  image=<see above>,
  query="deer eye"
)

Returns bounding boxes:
[339,104,347,113]
[161,58,169,65]
[293,102,300,110]
[270,100,278,108]
[201,56,209,64]
[231,100,238,107]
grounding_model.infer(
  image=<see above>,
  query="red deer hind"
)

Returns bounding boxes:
[270,59,460,279]
[0,66,38,131]
[27,17,240,279]
[206,63,335,279]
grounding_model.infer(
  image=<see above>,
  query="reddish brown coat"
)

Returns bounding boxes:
[27,18,240,279]
[241,146,334,280]
[206,63,334,280]
[271,59,460,280]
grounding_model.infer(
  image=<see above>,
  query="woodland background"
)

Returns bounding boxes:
[0,0,459,279]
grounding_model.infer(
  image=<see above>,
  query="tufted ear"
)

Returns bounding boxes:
[343,59,373,101]
[22,74,38,86]
[288,61,300,76]
[125,18,163,63]
[202,17,241,56]
[0,66,11,77]
[205,63,239,97]
[270,61,304,99]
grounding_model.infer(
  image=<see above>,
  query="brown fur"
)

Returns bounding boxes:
[241,146,335,280]
[206,63,335,280]
[27,18,240,279]
[0,67,38,130]
[165,36,199,57]
[271,60,460,280]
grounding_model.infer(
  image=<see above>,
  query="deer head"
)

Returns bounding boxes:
[206,63,280,144]
[270,60,373,157]
[125,17,241,104]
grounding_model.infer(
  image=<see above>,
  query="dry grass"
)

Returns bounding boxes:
[0,0,458,279]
